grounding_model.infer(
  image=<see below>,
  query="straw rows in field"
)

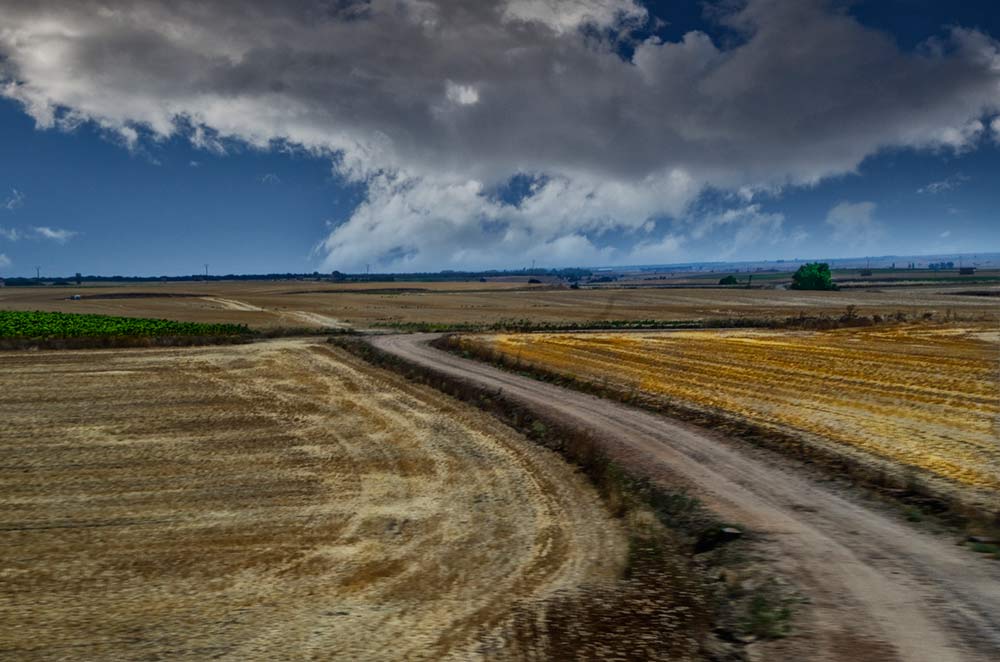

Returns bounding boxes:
[468,326,1000,490]
[0,339,625,659]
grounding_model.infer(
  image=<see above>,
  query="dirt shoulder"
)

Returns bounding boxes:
[370,333,1000,662]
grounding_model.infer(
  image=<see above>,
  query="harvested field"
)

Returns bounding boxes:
[461,324,1000,506]
[0,339,627,659]
[1,280,997,330]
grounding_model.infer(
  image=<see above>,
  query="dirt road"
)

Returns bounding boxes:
[371,333,1000,662]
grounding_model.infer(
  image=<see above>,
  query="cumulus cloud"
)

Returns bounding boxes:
[1,0,998,269]
[917,173,969,194]
[32,226,78,243]
[825,201,885,251]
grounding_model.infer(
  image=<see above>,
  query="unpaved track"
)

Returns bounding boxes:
[372,333,1000,662]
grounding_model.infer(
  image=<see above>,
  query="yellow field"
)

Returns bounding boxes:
[464,325,1000,493]
[0,340,625,659]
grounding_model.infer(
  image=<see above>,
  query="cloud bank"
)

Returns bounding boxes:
[1,0,998,269]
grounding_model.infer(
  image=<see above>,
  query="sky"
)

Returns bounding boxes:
[0,0,998,276]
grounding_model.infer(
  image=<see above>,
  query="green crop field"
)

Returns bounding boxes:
[0,310,250,338]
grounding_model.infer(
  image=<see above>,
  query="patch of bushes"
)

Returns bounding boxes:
[790,262,836,291]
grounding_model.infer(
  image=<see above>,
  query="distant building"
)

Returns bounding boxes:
[0,277,5,288]
[959,266,976,275]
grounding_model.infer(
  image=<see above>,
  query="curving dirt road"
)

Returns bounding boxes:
[371,333,1000,662]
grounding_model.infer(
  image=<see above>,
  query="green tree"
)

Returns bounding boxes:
[790,262,836,290]
[719,275,739,285]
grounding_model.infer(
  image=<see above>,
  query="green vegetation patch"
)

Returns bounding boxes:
[791,262,837,290]
[0,310,250,339]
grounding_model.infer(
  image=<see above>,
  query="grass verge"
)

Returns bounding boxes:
[372,309,991,334]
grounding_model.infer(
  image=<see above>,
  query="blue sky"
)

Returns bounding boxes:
[0,0,998,276]
[0,98,363,276]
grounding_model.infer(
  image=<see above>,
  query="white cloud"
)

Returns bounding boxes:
[940,230,952,238]
[318,168,699,270]
[32,226,77,243]
[0,253,10,268]
[445,81,479,106]
[917,173,969,194]
[3,188,24,211]
[0,0,997,269]
[501,0,647,35]
[0,226,20,241]
[259,173,282,185]
[825,201,885,251]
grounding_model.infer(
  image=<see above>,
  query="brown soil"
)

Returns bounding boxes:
[2,280,996,329]
[372,333,1000,662]
[0,339,626,659]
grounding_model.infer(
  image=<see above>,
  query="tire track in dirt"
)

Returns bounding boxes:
[372,333,1000,662]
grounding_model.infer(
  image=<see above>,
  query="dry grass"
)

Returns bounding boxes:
[0,339,627,659]
[462,324,1000,505]
[2,280,996,330]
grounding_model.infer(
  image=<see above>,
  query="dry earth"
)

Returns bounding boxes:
[0,339,626,660]
[463,324,1000,511]
[1,280,996,329]
[373,333,1000,662]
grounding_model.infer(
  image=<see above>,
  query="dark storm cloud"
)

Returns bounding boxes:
[1,0,997,269]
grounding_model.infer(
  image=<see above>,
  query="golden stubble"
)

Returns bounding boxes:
[469,325,1000,491]
[0,339,625,660]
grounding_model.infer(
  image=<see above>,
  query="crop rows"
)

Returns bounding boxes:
[0,310,250,338]
[465,325,1000,490]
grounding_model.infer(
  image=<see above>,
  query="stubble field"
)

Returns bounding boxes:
[460,324,1000,509]
[0,339,626,659]
[1,280,996,330]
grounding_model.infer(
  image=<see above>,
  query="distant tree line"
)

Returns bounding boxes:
[2,267,595,286]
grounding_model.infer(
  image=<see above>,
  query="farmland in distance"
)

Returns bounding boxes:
[460,324,1000,510]
[1,279,997,330]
